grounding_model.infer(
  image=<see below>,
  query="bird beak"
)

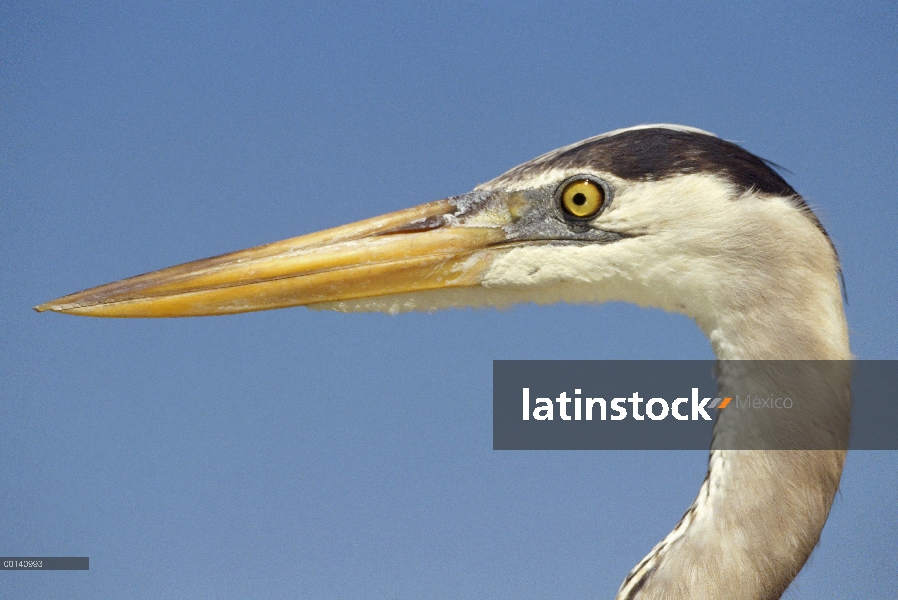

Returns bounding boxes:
[34,192,514,318]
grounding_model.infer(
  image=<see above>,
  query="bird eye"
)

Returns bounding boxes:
[560,179,604,219]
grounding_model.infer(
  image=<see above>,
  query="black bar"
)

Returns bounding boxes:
[1,557,88,570]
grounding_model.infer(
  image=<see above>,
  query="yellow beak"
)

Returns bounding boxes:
[34,196,509,318]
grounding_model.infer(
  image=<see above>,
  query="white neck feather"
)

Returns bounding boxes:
[615,190,849,599]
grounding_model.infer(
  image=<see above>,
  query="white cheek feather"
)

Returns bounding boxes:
[480,174,740,313]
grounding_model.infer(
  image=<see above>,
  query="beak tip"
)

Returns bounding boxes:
[34,299,72,314]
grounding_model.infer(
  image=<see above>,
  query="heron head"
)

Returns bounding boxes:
[35,125,836,322]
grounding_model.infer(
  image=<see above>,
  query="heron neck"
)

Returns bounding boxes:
[696,255,850,362]
[617,277,850,600]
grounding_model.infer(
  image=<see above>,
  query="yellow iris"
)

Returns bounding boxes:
[561,180,604,218]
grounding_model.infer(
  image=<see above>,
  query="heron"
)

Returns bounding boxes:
[36,124,850,599]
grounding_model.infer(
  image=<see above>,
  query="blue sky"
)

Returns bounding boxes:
[2,2,896,598]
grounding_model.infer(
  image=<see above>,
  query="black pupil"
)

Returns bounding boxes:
[572,192,587,206]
